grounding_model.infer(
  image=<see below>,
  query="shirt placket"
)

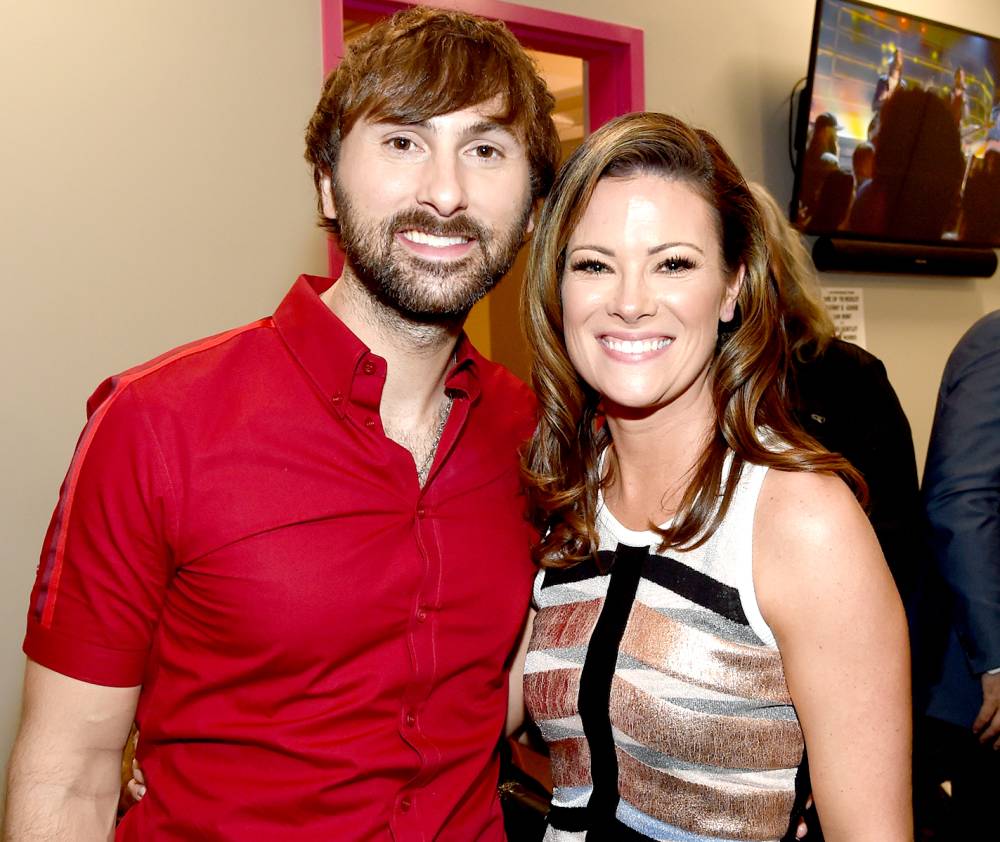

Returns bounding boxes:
[392,392,470,841]
[344,354,474,840]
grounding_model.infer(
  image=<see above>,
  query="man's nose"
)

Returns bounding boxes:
[416,153,468,218]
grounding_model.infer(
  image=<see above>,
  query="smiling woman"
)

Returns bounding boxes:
[514,112,913,842]
[523,112,861,562]
[560,175,740,422]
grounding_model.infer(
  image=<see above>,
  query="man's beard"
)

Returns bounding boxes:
[334,183,532,323]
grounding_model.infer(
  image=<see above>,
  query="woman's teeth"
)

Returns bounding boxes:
[602,337,672,354]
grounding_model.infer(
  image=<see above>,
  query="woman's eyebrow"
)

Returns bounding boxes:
[648,241,705,256]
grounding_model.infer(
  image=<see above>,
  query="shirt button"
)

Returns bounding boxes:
[362,360,376,375]
[364,416,376,428]
[331,392,343,406]
[416,608,428,623]
[400,796,412,812]
[405,711,416,727]
[416,507,426,518]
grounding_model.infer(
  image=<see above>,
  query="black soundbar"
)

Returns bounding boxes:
[812,237,998,277]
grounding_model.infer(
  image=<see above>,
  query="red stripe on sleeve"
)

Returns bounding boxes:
[39,320,271,627]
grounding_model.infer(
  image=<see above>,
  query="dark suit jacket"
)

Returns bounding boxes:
[790,339,926,602]
[921,311,1000,728]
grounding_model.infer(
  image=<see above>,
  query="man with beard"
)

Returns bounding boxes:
[4,8,559,840]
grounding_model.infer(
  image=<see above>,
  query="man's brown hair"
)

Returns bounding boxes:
[304,6,560,233]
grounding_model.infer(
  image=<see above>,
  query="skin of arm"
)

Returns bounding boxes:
[4,660,140,842]
[754,470,912,842]
[505,608,536,738]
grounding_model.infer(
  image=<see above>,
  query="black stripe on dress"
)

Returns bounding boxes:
[641,553,750,626]
[547,805,652,840]
[540,551,616,589]
[576,542,646,837]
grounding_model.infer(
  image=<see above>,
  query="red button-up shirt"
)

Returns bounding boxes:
[24,275,538,840]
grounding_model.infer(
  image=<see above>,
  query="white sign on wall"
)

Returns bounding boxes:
[821,287,866,349]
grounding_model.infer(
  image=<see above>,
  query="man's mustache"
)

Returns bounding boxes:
[386,209,488,242]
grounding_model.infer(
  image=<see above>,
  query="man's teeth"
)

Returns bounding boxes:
[401,230,470,248]
[602,337,672,354]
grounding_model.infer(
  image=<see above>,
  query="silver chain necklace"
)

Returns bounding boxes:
[417,394,453,487]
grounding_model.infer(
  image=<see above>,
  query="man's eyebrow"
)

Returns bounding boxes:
[374,118,517,141]
[463,120,515,138]
[375,118,431,130]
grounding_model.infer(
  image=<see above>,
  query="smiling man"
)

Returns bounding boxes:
[4,8,559,840]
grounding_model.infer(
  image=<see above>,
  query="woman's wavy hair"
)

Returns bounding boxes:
[750,182,836,362]
[521,112,864,569]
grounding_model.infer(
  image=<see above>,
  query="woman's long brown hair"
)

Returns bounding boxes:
[750,181,836,362]
[521,112,865,569]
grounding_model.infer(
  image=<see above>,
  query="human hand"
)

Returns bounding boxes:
[117,728,145,817]
[795,794,814,839]
[127,753,147,802]
[973,672,1000,748]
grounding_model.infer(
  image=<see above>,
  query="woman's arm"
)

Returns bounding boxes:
[754,470,912,842]
[505,609,536,738]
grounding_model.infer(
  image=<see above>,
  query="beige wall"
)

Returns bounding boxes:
[2,0,999,810]
[1,0,329,802]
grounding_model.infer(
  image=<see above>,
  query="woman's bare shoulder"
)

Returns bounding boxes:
[752,468,890,629]
[756,468,870,545]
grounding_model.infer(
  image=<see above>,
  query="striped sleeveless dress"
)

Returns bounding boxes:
[524,459,809,841]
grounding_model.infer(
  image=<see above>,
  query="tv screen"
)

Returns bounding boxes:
[792,0,1000,247]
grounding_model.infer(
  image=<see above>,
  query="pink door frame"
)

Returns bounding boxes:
[317,0,644,272]
[321,0,643,129]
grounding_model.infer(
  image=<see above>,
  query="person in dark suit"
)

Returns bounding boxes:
[916,311,1000,839]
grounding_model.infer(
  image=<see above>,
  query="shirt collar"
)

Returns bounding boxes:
[273,275,483,413]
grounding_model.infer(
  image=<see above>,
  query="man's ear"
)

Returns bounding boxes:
[720,264,745,323]
[524,198,541,238]
[320,173,337,221]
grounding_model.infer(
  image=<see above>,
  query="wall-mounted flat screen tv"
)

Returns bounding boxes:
[792,0,1000,247]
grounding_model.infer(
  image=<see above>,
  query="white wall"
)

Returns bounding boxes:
[2,0,999,812]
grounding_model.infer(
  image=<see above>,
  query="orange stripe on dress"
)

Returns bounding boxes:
[529,599,603,651]
[39,320,271,628]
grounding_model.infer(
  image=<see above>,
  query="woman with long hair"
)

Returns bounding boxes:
[512,112,911,841]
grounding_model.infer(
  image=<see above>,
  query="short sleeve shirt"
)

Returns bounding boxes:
[24,275,538,841]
